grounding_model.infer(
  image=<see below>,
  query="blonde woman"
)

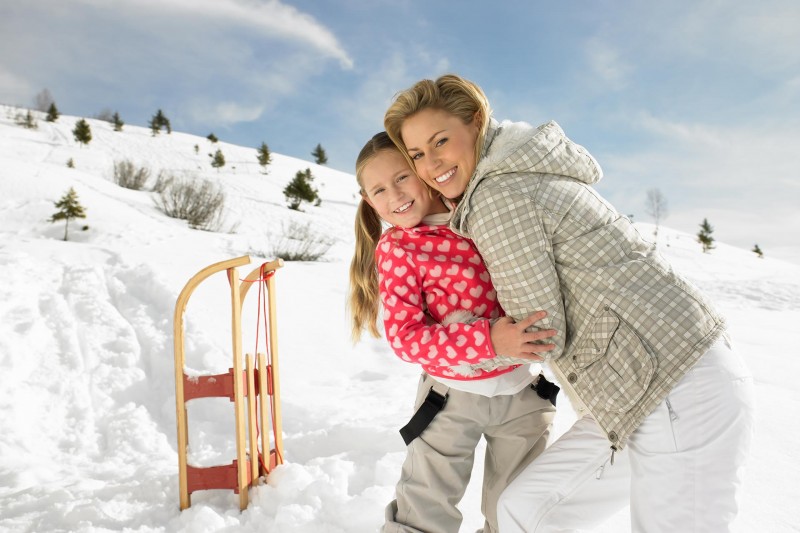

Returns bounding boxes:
[384,75,755,532]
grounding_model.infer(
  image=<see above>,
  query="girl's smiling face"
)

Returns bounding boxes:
[400,107,481,199]
[361,148,446,228]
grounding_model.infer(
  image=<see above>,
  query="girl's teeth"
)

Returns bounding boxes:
[395,201,412,213]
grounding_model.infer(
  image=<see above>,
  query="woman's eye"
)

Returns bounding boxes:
[435,138,447,147]
[411,152,423,161]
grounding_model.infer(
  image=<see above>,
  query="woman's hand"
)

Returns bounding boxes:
[489,311,556,362]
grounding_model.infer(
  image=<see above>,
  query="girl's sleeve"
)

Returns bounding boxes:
[377,244,497,367]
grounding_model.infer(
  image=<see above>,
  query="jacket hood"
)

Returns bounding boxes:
[452,119,602,231]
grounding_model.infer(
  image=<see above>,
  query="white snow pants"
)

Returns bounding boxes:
[497,338,756,532]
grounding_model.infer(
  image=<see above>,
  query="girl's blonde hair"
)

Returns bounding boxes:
[384,73,493,174]
[348,132,395,342]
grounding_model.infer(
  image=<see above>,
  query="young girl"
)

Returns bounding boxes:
[384,74,756,532]
[349,132,558,533]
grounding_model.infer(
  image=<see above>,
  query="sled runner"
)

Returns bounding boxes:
[173,255,285,510]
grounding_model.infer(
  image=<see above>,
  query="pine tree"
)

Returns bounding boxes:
[149,109,171,136]
[283,168,320,210]
[257,142,272,173]
[18,110,38,129]
[50,187,87,241]
[207,133,218,143]
[696,218,715,253]
[210,149,226,170]
[312,143,328,165]
[149,115,160,136]
[46,102,60,122]
[752,244,764,258]
[112,112,124,132]
[73,119,92,146]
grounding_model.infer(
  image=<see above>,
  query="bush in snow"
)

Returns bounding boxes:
[113,160,151,190]
[153,176,226,231]
[265,220,335,262]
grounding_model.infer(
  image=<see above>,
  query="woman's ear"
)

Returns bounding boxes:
[472,110,483,126]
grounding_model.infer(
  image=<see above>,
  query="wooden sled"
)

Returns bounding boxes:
[173,255,285,510]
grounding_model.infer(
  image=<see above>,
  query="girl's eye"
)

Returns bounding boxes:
[435,137,447,147]
[373,188,384,195]
[397,174,408,183]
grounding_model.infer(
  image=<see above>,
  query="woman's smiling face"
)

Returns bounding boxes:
[360,148,445,228]
[400,107,480,199]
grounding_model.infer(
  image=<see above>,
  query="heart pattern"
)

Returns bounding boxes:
[375,224,507,378]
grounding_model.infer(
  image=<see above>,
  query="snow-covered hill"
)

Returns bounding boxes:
[1,106,799,532]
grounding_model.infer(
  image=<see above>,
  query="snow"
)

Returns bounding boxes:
[1,106,798,532]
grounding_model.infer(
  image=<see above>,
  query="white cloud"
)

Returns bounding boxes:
[597,111,800,261]
[188,100,265,125]
[73,0,354,69]
[585,39,631,89]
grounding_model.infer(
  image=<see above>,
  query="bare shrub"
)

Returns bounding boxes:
[151,171,174,193]
[113,160,151,190]
[94,108,115,122]
[265,220,335,261]
[153,176,226,231]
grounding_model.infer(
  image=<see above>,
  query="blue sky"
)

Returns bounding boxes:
[1,0,798,261]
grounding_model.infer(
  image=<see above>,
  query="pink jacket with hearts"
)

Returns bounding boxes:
[376,224,513,380]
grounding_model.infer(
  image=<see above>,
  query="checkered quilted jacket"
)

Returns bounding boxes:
[450,119,726,450]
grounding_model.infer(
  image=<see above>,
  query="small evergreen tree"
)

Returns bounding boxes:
[752,244,764,258]
[66,158,75,168]
[283,168,320,210]
[46,102,60,122]
[194,144,199,154]
[112,112,124,132]
[149,109,171,136]
[17,110,38,129]
[696,218,715,253]
[257,142,272,173]
[207,132,218,143]
[50,187,87,241]
[210,149,226,170]
[73,119,92,146]
[311,143,328,165]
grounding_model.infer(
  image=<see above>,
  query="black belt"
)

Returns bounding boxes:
[532,374,560,406]
[399,386,448,446]
[399,374,560,446]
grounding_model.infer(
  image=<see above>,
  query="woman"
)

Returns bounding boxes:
[383,74,756,532]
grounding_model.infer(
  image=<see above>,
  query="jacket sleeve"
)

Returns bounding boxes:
[462,180,567,361]
[377,244,498,367]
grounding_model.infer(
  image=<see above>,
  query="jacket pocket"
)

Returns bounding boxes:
[573,307,656,413]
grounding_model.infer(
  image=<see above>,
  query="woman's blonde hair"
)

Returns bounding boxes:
[348,132,395,342]
[384,73,492,173]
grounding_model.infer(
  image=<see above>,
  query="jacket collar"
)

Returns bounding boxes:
[451,119,603,234]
